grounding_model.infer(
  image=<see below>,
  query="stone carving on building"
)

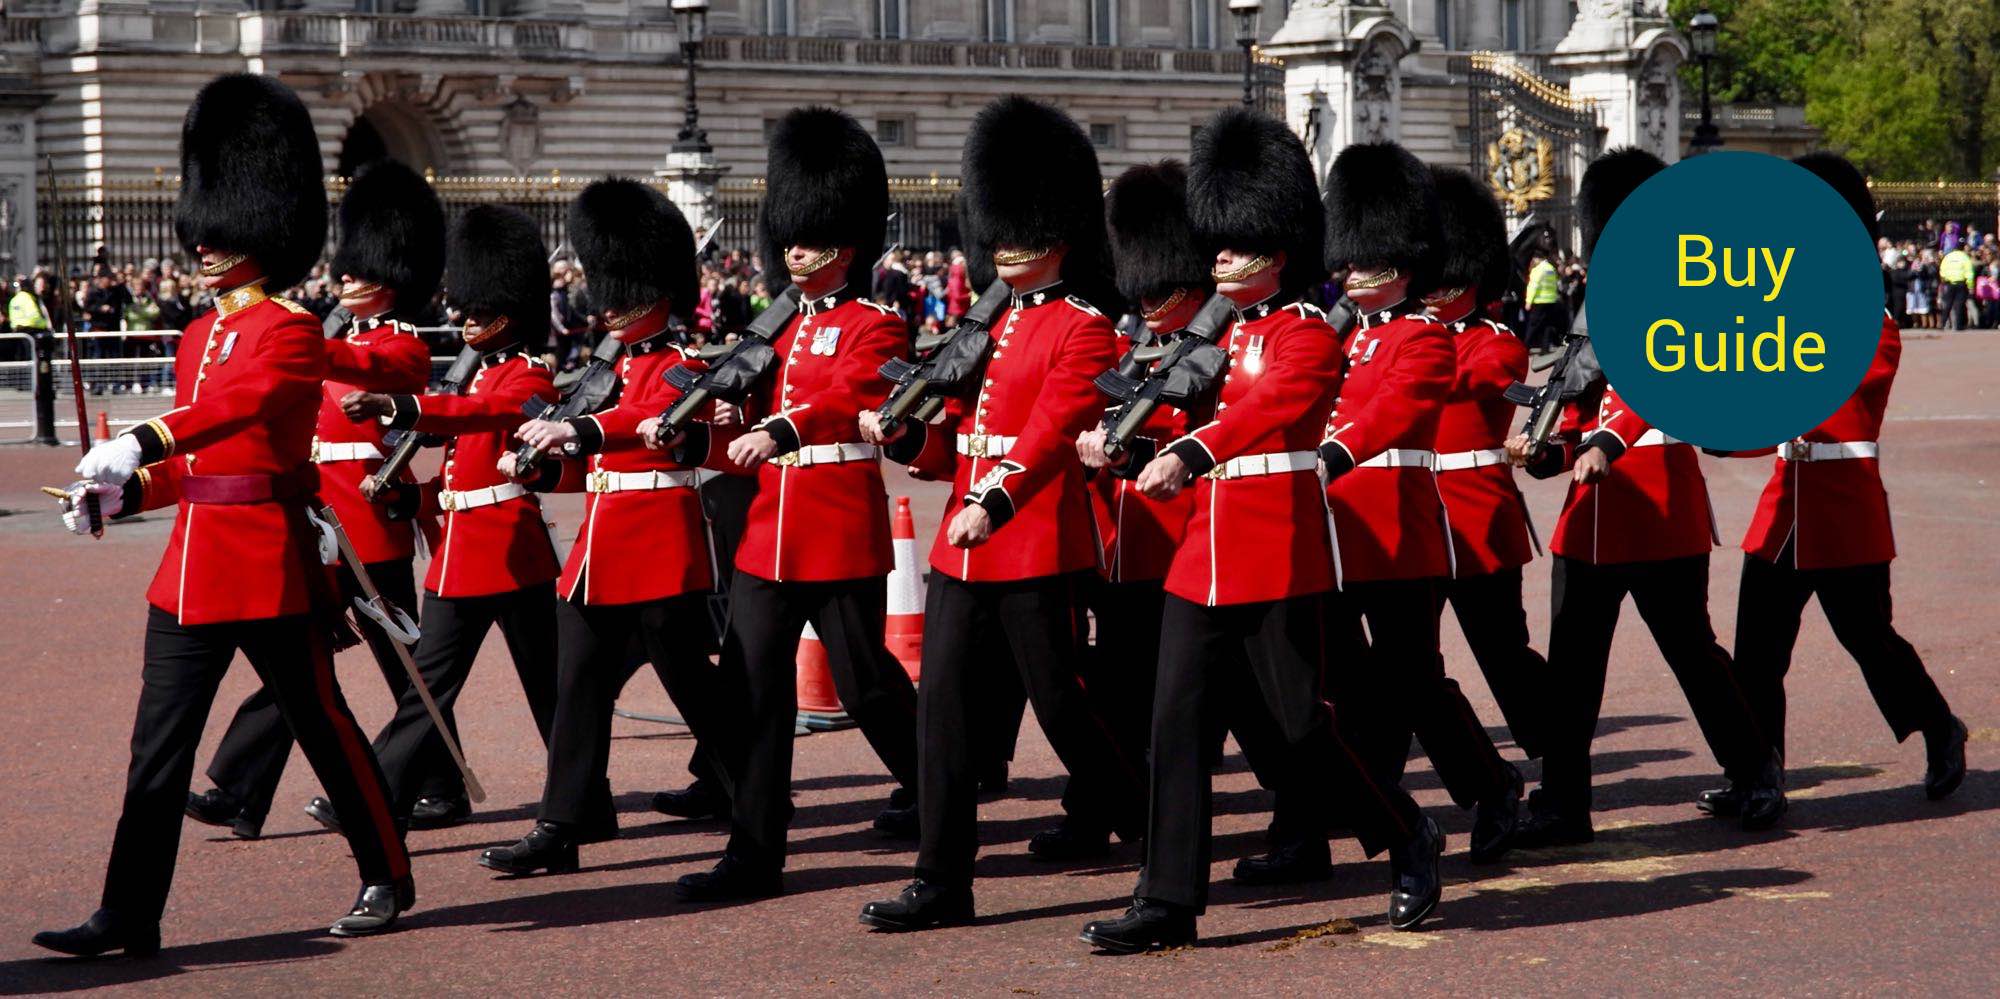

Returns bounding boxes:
[1636,48,1675,157]
[500,97,543,175]
[1352,37,1398,143]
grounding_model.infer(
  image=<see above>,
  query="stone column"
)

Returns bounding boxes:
[1263,2,1417,181]
[1549,0,1686,162]
[657,150,732,239]
[0,63,53,275]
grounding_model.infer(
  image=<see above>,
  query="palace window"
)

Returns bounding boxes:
[1089,121,1120,149]
[878,0,908,40]
[1190,0,1215,49]
[1435,0,1451,50]
[984,0,1015,43]
[770,0,796,36]
[1089,0,1118,46]
[1503,0,1522,49]
[877,116,912,148]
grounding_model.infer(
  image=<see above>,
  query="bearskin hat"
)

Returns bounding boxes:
[1578,147,1665,261]
[1323,141,1442,298]
[1105,160,1212,305]
[1792,151,1880,244]
[174,73,326,290]
[759,107,888,296]
[1429,165,1510,304]
[569,178,697,321]
[959,96,1121,313]
[445,205,550,345]
[329,160,444,320]
[1185,108,1326,298]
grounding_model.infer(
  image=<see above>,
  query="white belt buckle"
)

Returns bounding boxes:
[587,470,611,493]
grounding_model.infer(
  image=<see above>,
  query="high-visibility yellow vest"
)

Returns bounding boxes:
[1527,259,1561,305]
[7,290,49,331]
[1940,249,1973,286]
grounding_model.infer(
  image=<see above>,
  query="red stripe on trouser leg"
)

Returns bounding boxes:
[310,633,411,881]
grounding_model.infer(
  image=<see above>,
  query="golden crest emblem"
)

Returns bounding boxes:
[1486,128,1556,214]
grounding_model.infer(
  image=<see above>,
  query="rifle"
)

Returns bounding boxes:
[649,284,804,444]
[1501,307,1597,466]
[45,156,100,537]
[364,345,481,495]
[511,335,624,466]
[874,277,1012,434]
[1092,294,1235,459]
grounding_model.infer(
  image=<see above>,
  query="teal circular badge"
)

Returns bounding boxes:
[1585,151,1882,451]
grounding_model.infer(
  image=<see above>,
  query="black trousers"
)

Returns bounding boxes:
[1437,567,1550,759]
[1734,550,1952,760]
[202,558,459,821]
[1541,554,1770,813]
[1333,578,1513,809]
[540,592,747,833]
[105,608,409,923]
[373,581,558,814]
[724,571,919,867]
[1137,593,1423,911]
[914,572,1146,886]
[1083,578,1165,776]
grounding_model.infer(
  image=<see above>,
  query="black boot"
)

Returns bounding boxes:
[676,853,784,903]
[186,787,262,840]
[858,879,975,931]
[409,793,471,830]
[1027,821,1111,862]
[328,877,415,937]
[1695,783,1748,818]
[1924,716,1969,801]
[1740,754,1789,831]
[32,909,160,958]
[1232,839,1333,886]
[1078,898,1198,954]
[303,796,341,834]
[650,779,728,820]
[1469,763,1524,863]
[872,786,919,839]
[1513,804,1594,849]
[1387,816,1444,931]
[477,822,581,876]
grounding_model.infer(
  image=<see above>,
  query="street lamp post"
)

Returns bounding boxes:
[672,0,711,155]
[1688,7,1722,155]
[1229,0,1261,108]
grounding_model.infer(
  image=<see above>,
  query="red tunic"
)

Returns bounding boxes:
[1159,299,1344,606]
[386,350,561,597]
[1090,329,1195,584]
[123,286,329,625]
[1736,315,1899,569]
[1432,316,1537,575]
[700,291,905,582]
[548,340,714,604]
[1321,307,1456,584]
[316,316,435,564]
[896,285,1116,583]
[1546,382,1717,565]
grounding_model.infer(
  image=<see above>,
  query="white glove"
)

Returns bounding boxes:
[76,435,144,486]
[60,480,123,535]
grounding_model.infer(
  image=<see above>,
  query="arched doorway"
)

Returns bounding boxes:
[338,102,450,176]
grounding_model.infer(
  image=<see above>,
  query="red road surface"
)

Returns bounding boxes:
[0,333,1996,994]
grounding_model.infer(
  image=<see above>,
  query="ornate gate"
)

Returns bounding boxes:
[1453,53,1601,250]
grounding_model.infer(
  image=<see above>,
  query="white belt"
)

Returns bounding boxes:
[1356,448,1437,469]
[310,440,382,463]
[1779,440,1878,462]
[1206,449,1317,480]
[586,469,701,493]
[772,442,880,467]
[1631,429,1682,448]
[438,482,529,511]
[956,433,1017,459]
[1434,448,1509,472]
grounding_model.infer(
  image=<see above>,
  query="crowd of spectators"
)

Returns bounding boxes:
[1883,219,2000,331]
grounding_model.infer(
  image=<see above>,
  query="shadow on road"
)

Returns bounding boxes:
[0,928,339,995]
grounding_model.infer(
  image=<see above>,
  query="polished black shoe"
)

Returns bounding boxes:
[303,796,341,833]
[650,779,728,820]
[328,877,415,937]
[32,909,160,958]
[1512,807,1594,849]
[478,822,581,876]
[1232,839,1334,885]
[187,787,262,840]
[859,879,974,931]
[676,854,783,903]
[1469,763,1524,864]
[873,803,920,839]
[1924,716,1969,801]
[1387,816,1444,931]
[409,793,471,830]
[1027,822,1112,862]
[1078,898,1198,954]
[1695,783,1748,818]
[1739,754,1788,831]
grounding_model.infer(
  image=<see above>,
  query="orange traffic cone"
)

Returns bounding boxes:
[94,411,110,444]
[885,496,924,683]
[795,622,855,731]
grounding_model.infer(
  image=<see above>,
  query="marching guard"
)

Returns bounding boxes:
[326,205,564,830]
[1312,142,1523,863]
[858,96,1146,930]
[1078,108,1442,953]
[480,179,753,875]
[1708,152,1966,811]
[187,158,457,839]
[37,74,414,954]
[1508,148,1783,847]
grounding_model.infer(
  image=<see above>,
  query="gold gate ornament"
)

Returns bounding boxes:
[1487,128,1556,214]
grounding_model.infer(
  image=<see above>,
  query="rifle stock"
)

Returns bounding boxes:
[650,285,802,443]
[510,334,625,468]
[365,345,481,494]
[875,278,1011,433]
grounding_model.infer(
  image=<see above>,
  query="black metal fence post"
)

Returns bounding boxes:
[31,330,58,445]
